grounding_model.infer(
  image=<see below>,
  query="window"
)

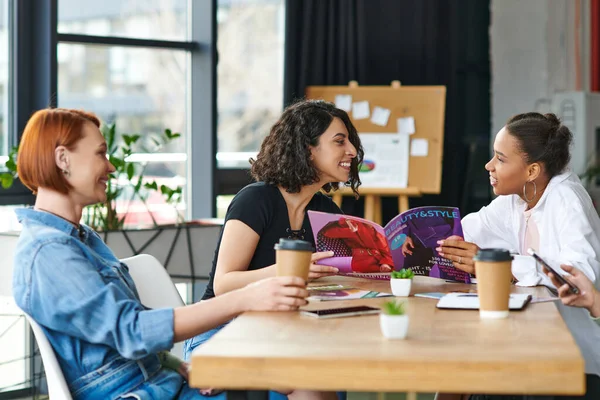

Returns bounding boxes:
[58,0,187,40]
[0,3,27,395]
[216,0,285,169]
[0,0,8,157]
[57,1,190,227]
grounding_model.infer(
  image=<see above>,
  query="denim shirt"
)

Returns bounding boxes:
[12,208,175,388]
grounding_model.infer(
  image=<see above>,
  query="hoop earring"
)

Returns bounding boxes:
[522,180,537,203]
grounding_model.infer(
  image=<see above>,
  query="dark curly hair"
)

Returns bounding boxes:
[250,99,364,196]
[505,112,573,178]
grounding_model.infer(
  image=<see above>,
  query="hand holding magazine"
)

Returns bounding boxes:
[307,206,471,283]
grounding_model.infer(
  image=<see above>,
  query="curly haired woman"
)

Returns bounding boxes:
[183,99,364,400]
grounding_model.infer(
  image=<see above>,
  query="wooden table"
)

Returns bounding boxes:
[190,276,585,396]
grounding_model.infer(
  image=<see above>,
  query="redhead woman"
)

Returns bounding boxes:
[12,108,309,399]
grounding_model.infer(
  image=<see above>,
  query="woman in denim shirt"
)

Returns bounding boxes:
[12,108,309,400]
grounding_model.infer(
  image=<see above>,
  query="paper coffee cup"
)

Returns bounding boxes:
[274,239,314,282]
[473,248,513,319]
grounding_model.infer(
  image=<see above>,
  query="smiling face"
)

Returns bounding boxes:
[485,127,531,196]
[309,117,357,185]
[58,122,116,207]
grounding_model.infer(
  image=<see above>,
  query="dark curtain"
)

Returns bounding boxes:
[284,0,492,222]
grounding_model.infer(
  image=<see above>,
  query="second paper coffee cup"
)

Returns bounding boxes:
[473,248,513,319]
[274,238,314,282]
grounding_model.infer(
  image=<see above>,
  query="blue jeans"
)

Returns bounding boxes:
[70,353,217,400]
[183,323,228,361]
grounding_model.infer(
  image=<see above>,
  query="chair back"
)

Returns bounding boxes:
[24,313,73,400]
[120,254,185,358]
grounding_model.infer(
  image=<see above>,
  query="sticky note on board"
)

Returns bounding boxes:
[410,138,428,157]
[397,116,416,135]
[370,106,391,126]
[352,101,370,120]
[334,94,352,111]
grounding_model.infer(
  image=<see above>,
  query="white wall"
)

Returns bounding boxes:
[490,0,589,137]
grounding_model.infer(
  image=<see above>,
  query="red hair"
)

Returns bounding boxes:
[17,108,101,194]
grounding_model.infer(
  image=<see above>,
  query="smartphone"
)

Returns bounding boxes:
[300,305,380,319]
[527,248,580,295]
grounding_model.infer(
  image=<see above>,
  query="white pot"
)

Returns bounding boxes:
[390,278,412,297]
[379,313,409,339]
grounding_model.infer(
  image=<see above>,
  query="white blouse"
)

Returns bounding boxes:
[462,171,600,377]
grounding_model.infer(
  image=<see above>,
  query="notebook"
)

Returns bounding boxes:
[436,293,532,310]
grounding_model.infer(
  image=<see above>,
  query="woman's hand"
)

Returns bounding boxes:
[308,251,339,281]
[178,361,190,381]
[544,265,600,316]
[436,235,479,274]
[379,264,393,272]
[243,276,309,311]
[401,237,414,257]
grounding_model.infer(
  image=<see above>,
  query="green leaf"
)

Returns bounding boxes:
[381,300,405,316]
[104,123,116,150]
[5,159,16,172]
[122,134,133,147]
[134,179,143,192]
[391,268,414,280]
[144,181,158,191]
[111,157,124,171]
[1,173,13,189]
[126,163,135,181]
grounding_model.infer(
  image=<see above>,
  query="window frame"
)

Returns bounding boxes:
[0,0,216,395]
[1,0,216,218]
[214,0,286,198]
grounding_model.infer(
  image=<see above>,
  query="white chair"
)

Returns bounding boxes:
[22,254,184,399]
[120,254,185,358]
[24,313,73,400]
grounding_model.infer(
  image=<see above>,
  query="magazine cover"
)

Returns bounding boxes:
[308,284,392,301]
[307,206,471,283]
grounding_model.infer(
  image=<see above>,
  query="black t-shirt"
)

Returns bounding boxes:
[202,182,342,300]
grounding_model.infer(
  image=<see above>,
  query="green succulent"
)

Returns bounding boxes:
[381,300,406,316]
[390,268,414,280]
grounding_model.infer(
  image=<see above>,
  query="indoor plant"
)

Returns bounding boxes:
[390,268,414,297]
[1,123,183,231]
[379,300,409,339]
[1,123,220,283]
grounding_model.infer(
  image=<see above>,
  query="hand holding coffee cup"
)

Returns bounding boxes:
[473,248,513,319]
[274,239,314,282]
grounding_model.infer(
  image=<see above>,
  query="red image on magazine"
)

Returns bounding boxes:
[308,207,471,283]
[319,217,394,273]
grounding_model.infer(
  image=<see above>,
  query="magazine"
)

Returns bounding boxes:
[307,206,471,283]
[308,284,393,301]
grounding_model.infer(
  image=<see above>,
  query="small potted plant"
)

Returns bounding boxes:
[390,268,414,297]
[379,300,409,339]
